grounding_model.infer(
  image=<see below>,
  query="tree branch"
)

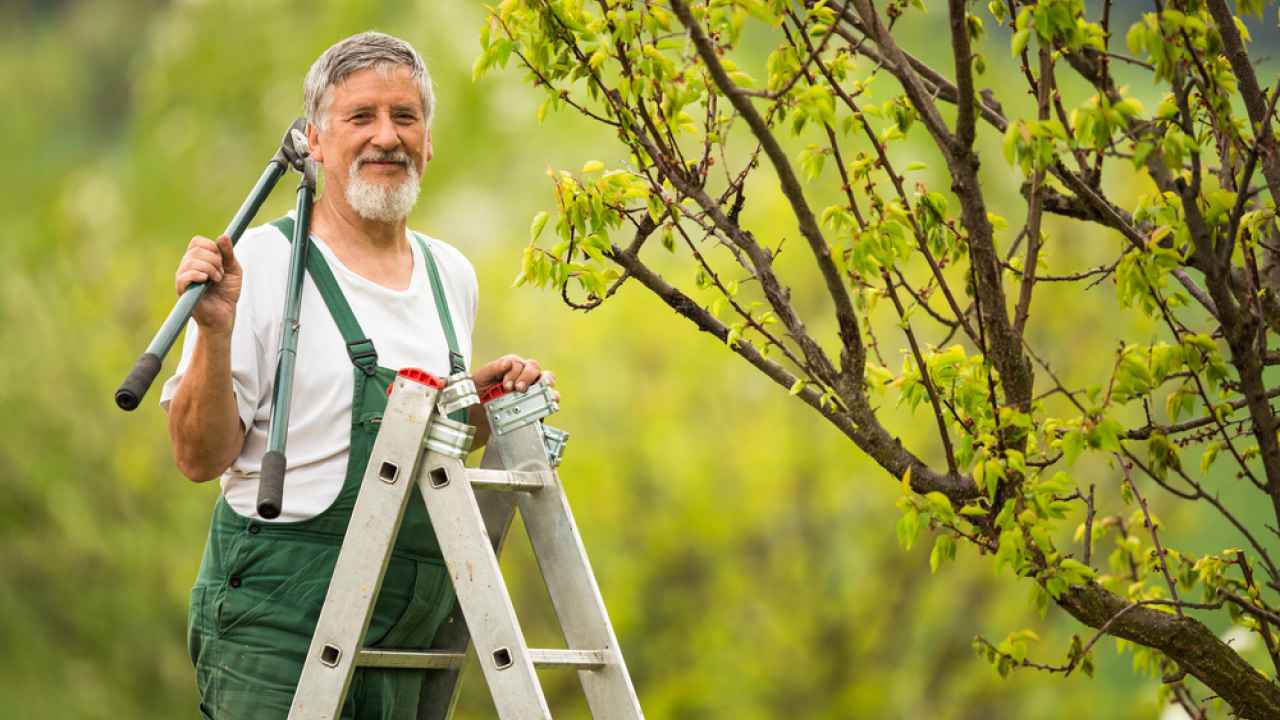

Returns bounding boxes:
[1057,582,1280,719]
[670,0,865,392]
[946,0,977,151]
[607,230,977,503]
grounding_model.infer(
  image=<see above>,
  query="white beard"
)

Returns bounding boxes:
[344,152,421,223]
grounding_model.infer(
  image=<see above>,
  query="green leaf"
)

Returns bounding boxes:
[1059,558,1096,584]
[1045,576,1068,599]
[1062,429,1085,466]
[471,47,492,82]
[930,534,956,573]
[972,457,986,488]
[984,460,1003,500]
[898,510,921,550]
[1200,441,1222,473]
[1090,419,1122,453]
[925,491,954,520]
[529,211,550,243]
[1125,20,1146,55]
[660,225,675,252]
[725,326,742,348]
[1011,28,1031,57]
[1032,583,1050,617]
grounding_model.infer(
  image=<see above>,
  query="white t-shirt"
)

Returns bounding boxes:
[160,220,478,521]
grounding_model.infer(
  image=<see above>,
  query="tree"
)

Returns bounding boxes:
[477,0,1280,716]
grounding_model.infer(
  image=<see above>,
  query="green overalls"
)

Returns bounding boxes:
[187,219,467,719]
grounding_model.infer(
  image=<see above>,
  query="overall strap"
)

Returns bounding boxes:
[270,217,379,377]
[411,232,467,377]
[269,219,467,381]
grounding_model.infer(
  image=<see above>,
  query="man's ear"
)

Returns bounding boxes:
[306,121,325,164]
[425,127,433,164]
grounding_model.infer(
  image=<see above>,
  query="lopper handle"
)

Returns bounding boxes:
[257,450,286,519]
[115,352,163,411]
[114,118,306,413]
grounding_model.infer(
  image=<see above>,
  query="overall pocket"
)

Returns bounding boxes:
[215,539,339,639]
[187,585,211,667]
[372,559,454,649]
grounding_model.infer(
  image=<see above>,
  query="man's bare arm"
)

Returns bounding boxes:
[165,233,246,482]
[168,328,246,481]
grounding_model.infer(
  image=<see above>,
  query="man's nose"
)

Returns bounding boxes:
[370,114,400,150]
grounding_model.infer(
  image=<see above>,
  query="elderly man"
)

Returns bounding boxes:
[161,32,547,718]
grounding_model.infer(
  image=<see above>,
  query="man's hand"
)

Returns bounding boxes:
[176,233,242,333]
[467,355,556,450]
[471,354,555,395]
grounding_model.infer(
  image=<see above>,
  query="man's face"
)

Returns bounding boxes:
[307,64,433,219]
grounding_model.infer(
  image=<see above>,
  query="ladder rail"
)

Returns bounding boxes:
[496,423,645,719]
[418,452,553,719]
[414,443,520,720]
[287,378,439,720]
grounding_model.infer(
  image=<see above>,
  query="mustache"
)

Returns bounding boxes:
[355,150,412,168]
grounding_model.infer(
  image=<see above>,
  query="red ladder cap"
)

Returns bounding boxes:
[479,384,510,404]
[388,367,445,397]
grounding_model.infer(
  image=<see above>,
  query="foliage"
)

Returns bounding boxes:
[477,0,1280,717]
[3,0,1277,717]
[8,1,1142,717]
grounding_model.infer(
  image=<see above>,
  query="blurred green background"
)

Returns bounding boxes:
[3,1,1277,718]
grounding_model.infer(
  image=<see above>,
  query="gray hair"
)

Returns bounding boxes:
[304,31,435,130]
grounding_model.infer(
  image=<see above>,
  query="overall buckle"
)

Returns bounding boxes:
[346,338,379,377]
[448,350,467,375]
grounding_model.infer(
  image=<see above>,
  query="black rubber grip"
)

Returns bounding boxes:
[258,450,286,519]
[115,353,162,411]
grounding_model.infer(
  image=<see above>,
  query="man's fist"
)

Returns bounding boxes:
[473,354,555,395]
[176,234,242,334]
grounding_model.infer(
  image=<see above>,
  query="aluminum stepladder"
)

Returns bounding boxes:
[287,368,644,720]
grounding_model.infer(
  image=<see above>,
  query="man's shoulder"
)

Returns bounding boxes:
[235,220,294,266]
[411,230,468,261]
[412,231,476,283]
[240,219,293,248]
[226,222,295,305]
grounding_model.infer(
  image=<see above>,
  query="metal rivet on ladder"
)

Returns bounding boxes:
[378,461,399,484]
[429,467,450,489]
[491,647,513,670]
[320,644,341,667]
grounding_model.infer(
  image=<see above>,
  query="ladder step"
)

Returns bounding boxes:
[357,649,467,670]
[464,468,553,492]
[354,648,608,671]
[528,649,609,669]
